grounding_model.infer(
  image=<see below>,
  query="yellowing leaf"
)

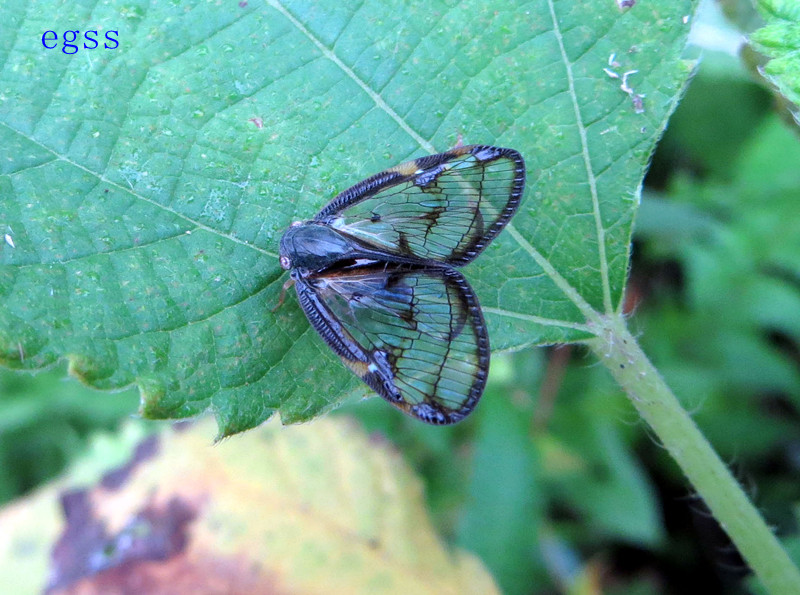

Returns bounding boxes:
[0,417,498,594]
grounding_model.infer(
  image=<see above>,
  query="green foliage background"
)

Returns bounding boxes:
[2,1,800,594]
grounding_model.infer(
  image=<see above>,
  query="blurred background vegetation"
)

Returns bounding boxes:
[1,2,799,594]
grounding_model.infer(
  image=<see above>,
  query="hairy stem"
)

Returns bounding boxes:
[588,314,800,594]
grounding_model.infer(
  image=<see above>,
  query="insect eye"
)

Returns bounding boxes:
[279,255,292,269]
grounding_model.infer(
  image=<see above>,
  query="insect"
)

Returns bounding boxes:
[278,145,525,424]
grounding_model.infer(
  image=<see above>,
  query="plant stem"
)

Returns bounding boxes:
[588,314,800,594]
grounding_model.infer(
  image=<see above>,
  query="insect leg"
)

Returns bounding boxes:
[271,277,296,313]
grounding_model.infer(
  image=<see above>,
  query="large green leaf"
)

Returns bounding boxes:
[0,0,696,435]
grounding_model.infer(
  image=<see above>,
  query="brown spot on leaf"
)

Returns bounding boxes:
[47,493,197,593]
[101,434,160,490]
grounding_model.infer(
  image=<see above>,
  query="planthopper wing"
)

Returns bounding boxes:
[294,262,489,424]
[313,145,525,266]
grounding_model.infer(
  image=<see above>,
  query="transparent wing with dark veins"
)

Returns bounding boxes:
[293,263,489,424]
[313,145,525,266]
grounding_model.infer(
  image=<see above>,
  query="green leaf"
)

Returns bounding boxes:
[751,0,800,122]
[0,0,697,435]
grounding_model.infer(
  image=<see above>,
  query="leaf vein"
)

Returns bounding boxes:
[267,0,436,154]
[0,121,278,259]
[547,0,613,314]
[481,307,592,333]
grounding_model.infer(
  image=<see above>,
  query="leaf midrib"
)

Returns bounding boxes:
[545,0,613,316]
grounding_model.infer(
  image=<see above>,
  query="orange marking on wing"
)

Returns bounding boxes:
[341,357,370,377]
[388,160,421,176]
